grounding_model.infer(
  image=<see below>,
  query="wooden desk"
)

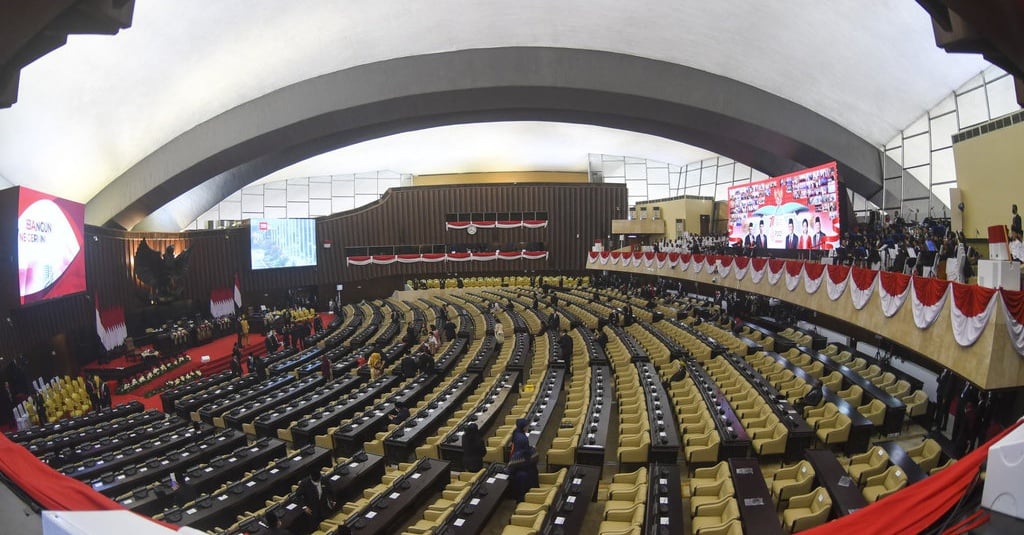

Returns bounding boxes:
[576,365,613,468]
[289,375,399,446]
[637,362,681,462]
[729,458,783,535]
[688,359,750,461]
[804,449,869,517]
[436,463,510,534]
[645,463,685,535]
[807,351,906,436]
[439,371,519,470]
[332,374,440,456]
[341,458,451,535]
[385,373,480,462]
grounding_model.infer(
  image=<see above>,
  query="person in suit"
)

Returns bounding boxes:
[784,218,799,249]
[263,510,291,535]
[812,216,827,249]
[297,470,333,532]
[389,401,411,424]
[98,380,111,409]
[743,221,756,248]
[1013,204,1023,237]
[254,354,267,381]
[320,353,332,381]
[246,353,256,376]
[230,354,243,377]
[557,329,574,374]
[755,219,767,248]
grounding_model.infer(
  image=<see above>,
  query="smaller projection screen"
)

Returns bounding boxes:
[250,218,317,270]
[18,187,87,304]
[727,162,841,250]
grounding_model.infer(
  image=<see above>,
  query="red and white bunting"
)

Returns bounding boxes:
[347,251,549,265]
[767,260,785,286]
[879,272,912,318]
[999,289,1024,356]
[950,283,998,347]
[784,261,803,292]
[749,258,768,284]
[803,263,825,294]
[825,265,850,301]
[445,219,548,230]
[910,277,951,329]
[850,268,877,310]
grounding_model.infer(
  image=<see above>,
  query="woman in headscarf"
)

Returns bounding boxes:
[507,417,539,502]
[461,422,485,472]
[367,352,384,380]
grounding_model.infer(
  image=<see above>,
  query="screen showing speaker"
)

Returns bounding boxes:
[727,161,841,250]
[18,187,87,304]
[250,218,318,270]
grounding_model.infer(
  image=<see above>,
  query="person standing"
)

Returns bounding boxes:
[254,354,267,381]
[230,354,243,377]
[461,422,485,472]
[297,470,333,532]
[557,329,574,374]
[247,353,256,376]
[507,418,539,502]
[1012,204,1022,237]
[240,315,250,346]
[98,380,111,409]
[320,353,333,381]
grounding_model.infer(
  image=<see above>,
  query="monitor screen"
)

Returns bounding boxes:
[18,187,87,304]
[727,162,841,250]
[250,218,317,270]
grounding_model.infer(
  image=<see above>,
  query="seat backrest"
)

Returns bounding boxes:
[870,447,889,466]
[886,467,906,488]
[810,487,832,513]
[797,460,813,480]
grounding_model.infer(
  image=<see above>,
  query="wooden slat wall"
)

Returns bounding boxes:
[1,183,626,374]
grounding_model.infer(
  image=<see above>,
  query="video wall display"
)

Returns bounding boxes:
[727,162,841,250]
[250,218,318,270]
[18,187,87,304]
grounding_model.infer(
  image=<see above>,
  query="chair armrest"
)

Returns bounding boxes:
[693,495,732,515]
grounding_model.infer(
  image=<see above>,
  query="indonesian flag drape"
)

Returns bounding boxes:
[825,265,850,301]
[233,273,242,308]
[803,262,825,294]
[1000,289,1024,355]
[210,287,234,318]
[910,277,951,329]
[583,251,1024,354]
[95,294,127,351]
[348,251,549,265]
[446,219,548,230]
[879,271,912,318]
[950,282,998,347]
[850,267,877,310]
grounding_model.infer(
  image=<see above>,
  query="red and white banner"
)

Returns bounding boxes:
[879,272,912,318]
[850,267,877,310]
[233,273,242,308]
[803,262,825,294]
[95,295,127,352]
[784,261,803,292]
[210,287,235,318]
[350,251,549,265]
[950,283,998,347]
[585,251,1024,355]
[825,265,850,301]
[911,277,951,329]
[446,219,548,230]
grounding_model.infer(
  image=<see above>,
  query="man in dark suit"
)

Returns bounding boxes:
[1013,204,1022,237]
[755,220,768,248]
[297,470,333,532]
[812,216,827,249]
[743,222,756,248]
[263,510,291,535]
[254,354,267,381]
[784,218,799,249]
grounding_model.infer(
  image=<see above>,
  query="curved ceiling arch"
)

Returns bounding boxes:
[89,47,891,231]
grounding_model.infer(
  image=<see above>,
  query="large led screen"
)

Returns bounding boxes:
[727,162,841,250]
[18,187,87,304]
[250,218,317,270]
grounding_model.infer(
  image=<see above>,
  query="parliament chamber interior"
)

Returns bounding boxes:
[3,2,1024,535]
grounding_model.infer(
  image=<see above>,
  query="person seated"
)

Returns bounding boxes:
[390,401,411,424]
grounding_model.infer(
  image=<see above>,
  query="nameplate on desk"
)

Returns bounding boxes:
[572,477,583,485]
[286,503,298,510]
[838,476,853,487]
[494,473,508,480]
[186,508,197,515]
[365,511,377,519]
[660,497,669,504]
[554,517,566,525]
[659,478,668,484]
[246,481,256,487]
[660,517,670,525]
[411,473,421,479]
[217,495,229,501]
[736,468,754,475]
[470,498,481,505]
[270,468,280,474]
[743,498,765,506]
[389,492,400,499]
